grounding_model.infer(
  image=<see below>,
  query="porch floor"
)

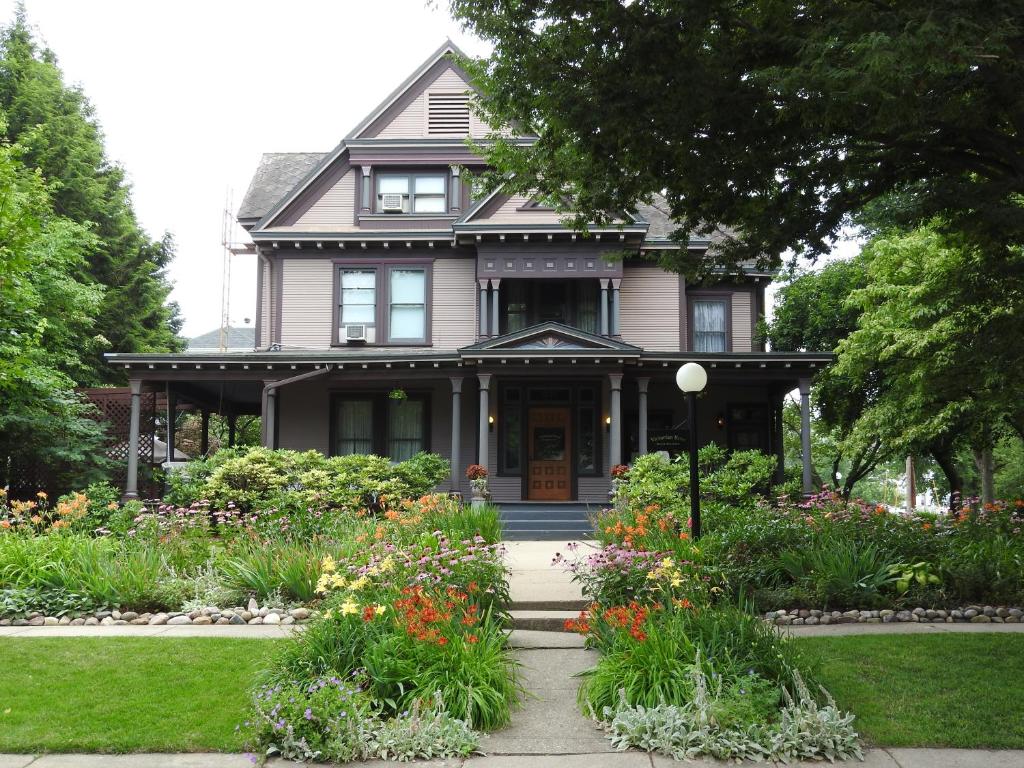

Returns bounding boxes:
[499,502,597,541]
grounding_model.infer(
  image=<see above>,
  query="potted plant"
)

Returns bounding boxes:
[466,464,489,506]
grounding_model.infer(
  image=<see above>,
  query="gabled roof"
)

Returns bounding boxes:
[460,322,642,358]
[345,39,474,140]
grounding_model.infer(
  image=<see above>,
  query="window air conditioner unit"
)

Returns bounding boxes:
[381,193,404,213]
[345,324,367,342]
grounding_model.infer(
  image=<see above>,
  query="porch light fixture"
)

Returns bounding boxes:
[488,414,495,431]
[676,363,708,540]
[605,415,612,430]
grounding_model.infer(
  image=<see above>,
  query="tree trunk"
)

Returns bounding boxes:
[931,449,963,509]
[972,446,995,505]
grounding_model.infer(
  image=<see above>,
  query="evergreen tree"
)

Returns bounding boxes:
[0,8,182,384]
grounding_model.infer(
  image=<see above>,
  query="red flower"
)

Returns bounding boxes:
[465,464,488,480]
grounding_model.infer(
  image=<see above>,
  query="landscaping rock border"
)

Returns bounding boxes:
[765,605,1023,626]
[0,600,315,628]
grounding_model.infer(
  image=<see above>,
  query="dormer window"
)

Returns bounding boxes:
[376,173,447,214]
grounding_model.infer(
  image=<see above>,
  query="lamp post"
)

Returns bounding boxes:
[676,363,708,540]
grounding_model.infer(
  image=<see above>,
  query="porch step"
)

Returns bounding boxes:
[499,502,596,541]
[510,609,580,632]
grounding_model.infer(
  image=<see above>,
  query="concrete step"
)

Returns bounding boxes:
[510,609,580,632]
[512,599,589,612]
[503,530,594,541]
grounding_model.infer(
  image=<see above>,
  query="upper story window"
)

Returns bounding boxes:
[389,268,427,342]
[500,280,599,335]
[336,262,431,345]
[693,299,728,352]
[376,173,447,214]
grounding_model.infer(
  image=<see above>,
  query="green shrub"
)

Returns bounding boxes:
[775,541,896,609]
[220,541,326,603]
[0,586,97,618]
[578,605,809,715]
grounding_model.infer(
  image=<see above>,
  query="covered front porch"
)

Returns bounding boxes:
[107,329,829,503]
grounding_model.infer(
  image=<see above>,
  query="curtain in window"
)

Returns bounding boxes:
[389,269,426,339]
[388,399,425,461]
[576,281,599,334]
[694,300,727,352]
[341,270,376,325]
[336,399,374,455]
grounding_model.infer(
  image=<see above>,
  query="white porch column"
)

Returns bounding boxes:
[165,385,176,462]
[599,279,610,336]
[450,377,463,491]
[490,279,501,338]
[262,380,278,449]
[478,279,489,338]
[123,379,142,501]
[637,377,650,456]
[799,377,813,495]
[609,373,623,467]
[477,373,491,468]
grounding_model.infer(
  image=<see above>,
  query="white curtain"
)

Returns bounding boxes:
[694,300,727,352]
[336,399,373,455]
[389,269,426,339]
[388,399,424,461]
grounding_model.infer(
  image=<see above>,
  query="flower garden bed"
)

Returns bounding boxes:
[1,448,519,762]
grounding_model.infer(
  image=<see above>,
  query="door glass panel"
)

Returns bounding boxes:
[503,406,521,472]
[533,427,566,460]
[577,406,597,474]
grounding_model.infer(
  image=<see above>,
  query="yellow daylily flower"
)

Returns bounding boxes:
[349,575,369,591]
[340,599,359,616]
[321,555,337,574]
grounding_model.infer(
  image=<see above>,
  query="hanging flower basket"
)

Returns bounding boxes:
[388,388,408,401]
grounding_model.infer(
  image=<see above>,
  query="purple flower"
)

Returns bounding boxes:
[304,707,313,720]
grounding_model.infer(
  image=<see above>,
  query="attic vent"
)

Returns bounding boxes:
[427,92,470,135]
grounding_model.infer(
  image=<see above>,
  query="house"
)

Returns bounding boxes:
[187,326,256,352]
[107,41,830,503]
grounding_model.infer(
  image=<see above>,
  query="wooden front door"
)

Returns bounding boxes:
[527,407,572,501]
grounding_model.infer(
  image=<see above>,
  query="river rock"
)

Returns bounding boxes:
[167,615,192,625]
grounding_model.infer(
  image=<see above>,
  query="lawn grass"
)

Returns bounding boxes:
[0,638,278,752]
[797,632,1024,749]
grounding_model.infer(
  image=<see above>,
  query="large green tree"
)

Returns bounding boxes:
[0,123,111,491]
[449,0,1024,274]
[0,9,182,383]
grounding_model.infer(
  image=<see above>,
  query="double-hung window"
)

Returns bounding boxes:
[389,268,427,342]
[693,299,728,352]
[376,173,447,214]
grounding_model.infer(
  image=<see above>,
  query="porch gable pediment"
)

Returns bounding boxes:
[459,322,642,357]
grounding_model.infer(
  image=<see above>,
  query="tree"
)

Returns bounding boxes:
[448,0,1024,275]
[0,8,182,383]
[0,124,111,492]
[834,227,1024,502]
[769,257,882,497]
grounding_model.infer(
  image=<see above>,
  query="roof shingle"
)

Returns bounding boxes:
[237,153,326,221]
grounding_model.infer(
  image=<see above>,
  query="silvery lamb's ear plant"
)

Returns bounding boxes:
[601,656,863,763]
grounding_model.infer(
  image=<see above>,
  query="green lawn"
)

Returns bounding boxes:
[798,633,1024,749]
[0,638,278,752]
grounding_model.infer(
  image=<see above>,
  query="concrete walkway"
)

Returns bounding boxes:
[503,539,586,608]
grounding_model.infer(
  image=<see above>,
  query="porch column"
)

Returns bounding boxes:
[637,377,650,456]
[123,379,143,501]
[799,377,813,495]
[771,390,785,484]
[478,280,489,337]
[490,279,501,338]
[450,377,463,491]
[200,410,210,455]
[228,413,237,447]
[477,373,491,468]
[261,381,277,449]
[165,385,176,463]
[609,373,623,467]
[599,279,610,336]
[610,279,621,337]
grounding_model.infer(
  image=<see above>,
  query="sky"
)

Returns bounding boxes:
[3,0,490,337]
[3,1,860,339]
